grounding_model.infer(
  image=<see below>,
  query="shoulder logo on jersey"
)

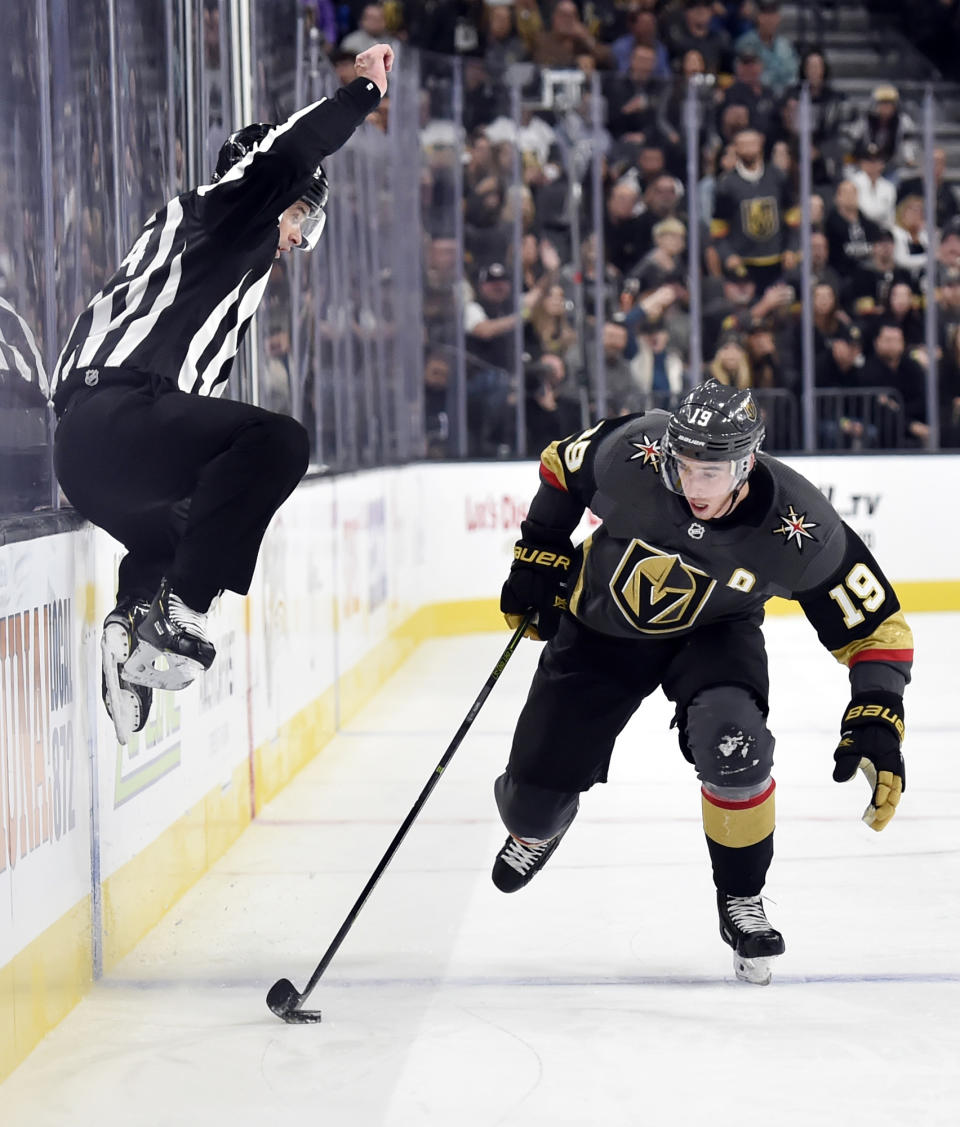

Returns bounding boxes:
[773,505,818,550]
[627,434,661,473]
[610,538,716,634]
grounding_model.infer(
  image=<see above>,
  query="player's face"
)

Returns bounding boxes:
[673,454,739,519]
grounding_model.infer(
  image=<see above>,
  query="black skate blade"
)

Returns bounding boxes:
[266,977,322,1023]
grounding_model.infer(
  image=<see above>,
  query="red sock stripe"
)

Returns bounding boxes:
[848,648,914,666]
[701,778,775,811]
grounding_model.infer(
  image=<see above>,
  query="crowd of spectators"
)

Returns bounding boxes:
[4,0,960,512]
[303,0,960,456]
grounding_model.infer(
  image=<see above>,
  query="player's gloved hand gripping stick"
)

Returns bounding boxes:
[266,611,535,1023]
[500,531,576,641]
[832,692,905,830]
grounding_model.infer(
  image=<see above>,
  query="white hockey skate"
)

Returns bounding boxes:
[123,578,215,691]
[717,892,785,986]
[101,598,153,744]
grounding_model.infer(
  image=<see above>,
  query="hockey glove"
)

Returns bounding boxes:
[832,692,905,831]
[501,535,574,641]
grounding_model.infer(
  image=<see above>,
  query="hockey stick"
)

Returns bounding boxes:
[266,611,535,1023]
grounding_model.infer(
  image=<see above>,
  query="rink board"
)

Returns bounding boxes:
[1,455,956,1079]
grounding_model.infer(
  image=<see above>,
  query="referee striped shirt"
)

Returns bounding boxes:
[52,78,381,409]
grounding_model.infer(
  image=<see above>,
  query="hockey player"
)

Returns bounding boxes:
[495,379,910,984]
[51,44,394,744]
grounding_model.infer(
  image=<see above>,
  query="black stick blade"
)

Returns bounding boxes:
[266,977,323,1023]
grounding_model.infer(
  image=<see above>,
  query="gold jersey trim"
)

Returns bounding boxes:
[569,533,594,616]
[540,441,568,492]
[831,609,914,667]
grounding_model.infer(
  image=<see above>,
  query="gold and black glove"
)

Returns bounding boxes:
[500,535,574,641]
[832,692,905,831]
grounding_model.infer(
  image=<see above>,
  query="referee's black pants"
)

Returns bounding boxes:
[54,378,310,611]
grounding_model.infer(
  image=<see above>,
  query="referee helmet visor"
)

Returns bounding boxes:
[294,166,329,251]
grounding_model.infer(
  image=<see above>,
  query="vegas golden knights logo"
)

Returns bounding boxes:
[741,196,779,241]
[610,539,716,634]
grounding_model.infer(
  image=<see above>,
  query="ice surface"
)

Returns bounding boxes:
[2,614,957,1126]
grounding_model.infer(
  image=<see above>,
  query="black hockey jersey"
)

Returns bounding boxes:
[711,164,799,268]
[525,413,913,687]
[51,78,381,408]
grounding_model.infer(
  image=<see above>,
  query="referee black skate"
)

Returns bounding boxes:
[51,44,395,743]
[495,380,911,985]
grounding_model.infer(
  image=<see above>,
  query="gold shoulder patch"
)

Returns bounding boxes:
[540,441,568,492]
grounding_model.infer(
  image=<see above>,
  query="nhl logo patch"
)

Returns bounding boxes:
[627,434,661,473]
[687,522,705,539]
[773,505,818,550]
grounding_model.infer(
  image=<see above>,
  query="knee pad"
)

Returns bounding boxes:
[683,685,774,790]
[494,771,579,841]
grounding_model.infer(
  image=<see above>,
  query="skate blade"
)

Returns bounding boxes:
[734,954,774,986]
[123,640,201,691]
[102,625,135,744]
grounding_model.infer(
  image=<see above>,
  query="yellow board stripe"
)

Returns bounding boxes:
[0,897,91,1084]
[702,785,776,849]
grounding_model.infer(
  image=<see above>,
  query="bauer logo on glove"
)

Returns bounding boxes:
[832,691,905,831]
[501,531,576,642]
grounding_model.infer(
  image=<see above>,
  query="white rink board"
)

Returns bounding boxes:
[248,484,337,747]
[419,454,954,599]
[0,530,94,966]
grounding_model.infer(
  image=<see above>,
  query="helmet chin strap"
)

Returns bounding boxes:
[716,484,743,518]
[717,454,755,517]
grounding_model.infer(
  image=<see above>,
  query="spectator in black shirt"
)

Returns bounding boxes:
[861,321,930,446]
[879,281,925,351]
[656,48,716,175]
[824,180,879,281]
[605,44,666,143]
[525,354,582,453]
[783,230,841,295]
[784,48,848,187]
[423,349,452,458]
[464,174,511,269]
[481,2,529,80]
[897,148,960,231]
[664,0,731,74]
[814,321,875,450]
[936,267,960,357]
[719,44,779,142]
[816,321,864,391]
[604,178,650,277]
[810,281,851,365]
[843,226,914,321]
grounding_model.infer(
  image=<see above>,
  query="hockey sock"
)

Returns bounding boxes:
[701,779,775,896]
